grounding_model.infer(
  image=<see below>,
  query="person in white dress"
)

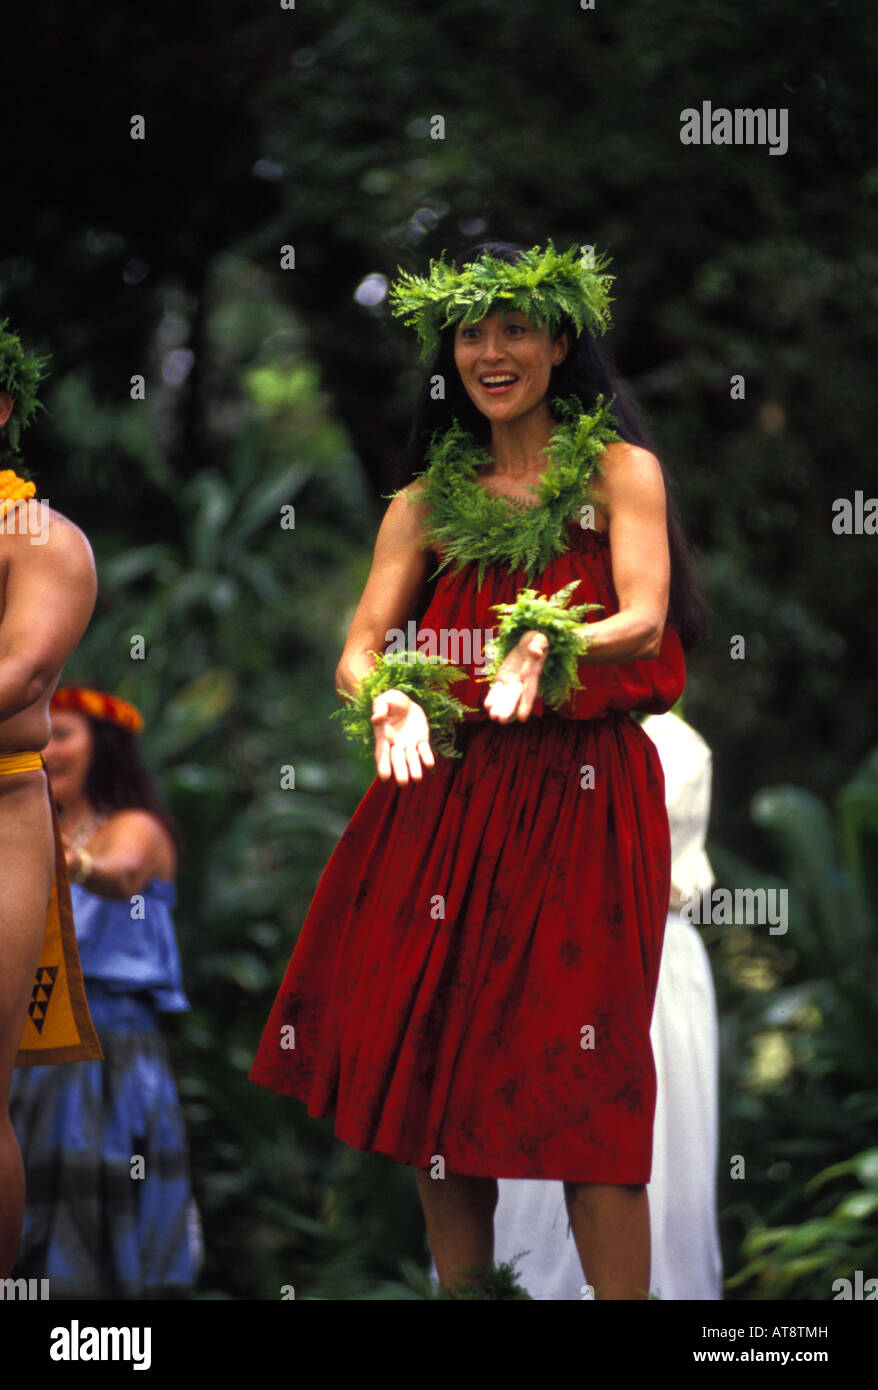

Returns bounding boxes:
[473,710,724,1299]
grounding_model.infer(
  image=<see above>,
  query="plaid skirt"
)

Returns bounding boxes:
[9,982,201,1299]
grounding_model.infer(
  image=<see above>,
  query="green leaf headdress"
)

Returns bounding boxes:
[0,316,50,456]
[387,241,615,360]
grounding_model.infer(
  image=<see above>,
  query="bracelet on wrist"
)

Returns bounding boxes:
[480,579,604,709]
[72,848,94,885]
[332,650,475,758]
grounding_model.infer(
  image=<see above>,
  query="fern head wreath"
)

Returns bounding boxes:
[387,241,616,360]
[0,316,50,465]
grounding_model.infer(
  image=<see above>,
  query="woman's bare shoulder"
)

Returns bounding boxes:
[599,440,661,473]
[379,481,433,547]
[92,808,176,876]
[598,441,664,502]
[389,478,430,506]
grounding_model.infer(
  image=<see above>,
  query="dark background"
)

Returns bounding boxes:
[2,0,876,1300]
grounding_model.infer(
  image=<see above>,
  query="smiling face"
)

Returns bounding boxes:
[453,309,569,425]
[44,709,94,807]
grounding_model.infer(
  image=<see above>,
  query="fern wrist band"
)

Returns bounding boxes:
[331,650,474,759]
[481,580,604,709]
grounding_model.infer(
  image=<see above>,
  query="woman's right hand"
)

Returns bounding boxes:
[371,689,436,785]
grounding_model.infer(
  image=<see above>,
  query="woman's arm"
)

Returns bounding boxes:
[335,486,433,697]
[335,486,442,784]
[67,810,176,900]
[485,442,672,724]
[577,441,670,664]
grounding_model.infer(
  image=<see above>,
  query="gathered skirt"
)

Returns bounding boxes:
[249,711,671,1182]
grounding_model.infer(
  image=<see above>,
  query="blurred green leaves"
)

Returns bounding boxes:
[712,747,878,1298]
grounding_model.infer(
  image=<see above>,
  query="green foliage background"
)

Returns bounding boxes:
[1,1,876,1299]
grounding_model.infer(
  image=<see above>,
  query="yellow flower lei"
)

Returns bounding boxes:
[0,468,37,520]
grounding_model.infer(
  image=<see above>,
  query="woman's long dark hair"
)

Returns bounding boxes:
[392,239,708,650]
[82,716,184,867]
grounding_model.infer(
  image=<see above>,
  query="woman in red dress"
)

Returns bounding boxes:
[250,241,707,1299]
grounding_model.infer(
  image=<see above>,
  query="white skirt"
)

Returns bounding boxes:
[489,910,723,1300]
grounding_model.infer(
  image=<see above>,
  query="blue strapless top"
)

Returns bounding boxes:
[70,877,189,1012]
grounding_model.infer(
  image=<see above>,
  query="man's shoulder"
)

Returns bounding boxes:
[2,504,98,600]
[1,500,91,547]
[34,505,96,569]
[43,505,92,546]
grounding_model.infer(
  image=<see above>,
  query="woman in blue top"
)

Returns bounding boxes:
[8,685,201,1298]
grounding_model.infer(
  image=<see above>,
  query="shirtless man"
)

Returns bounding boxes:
[0,376,98,1276]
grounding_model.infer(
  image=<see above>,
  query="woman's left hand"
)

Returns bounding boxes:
[483,630,549,722]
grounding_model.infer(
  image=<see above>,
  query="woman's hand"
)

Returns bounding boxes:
[372,689,436,785]
[483,630,549,723]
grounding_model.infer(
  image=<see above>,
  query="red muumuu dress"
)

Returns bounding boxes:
[249,518,685,1182]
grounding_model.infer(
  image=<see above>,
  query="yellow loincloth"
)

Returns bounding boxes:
[4,751,104,1067]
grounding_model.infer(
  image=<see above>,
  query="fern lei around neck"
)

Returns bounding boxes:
[394,393,623,587]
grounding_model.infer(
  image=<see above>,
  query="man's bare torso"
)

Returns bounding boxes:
[0,502,97,754]
[0,667,58,752]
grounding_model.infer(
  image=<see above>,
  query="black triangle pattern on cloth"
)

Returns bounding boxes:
[28,965,59,1033]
